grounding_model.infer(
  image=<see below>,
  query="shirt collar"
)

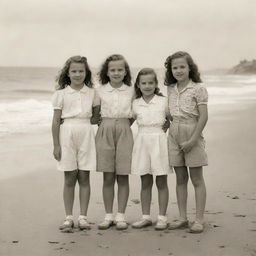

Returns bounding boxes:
[174,80,194,93]
[105,83,127,92]
[137,95,158,106]
[66,85,89,94]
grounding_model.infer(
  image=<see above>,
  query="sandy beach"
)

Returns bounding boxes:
[0,101,256,256]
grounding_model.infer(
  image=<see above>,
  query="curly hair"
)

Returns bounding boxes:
[55,55,93,90]
[134,68,164,98]
[98,54,132,86]
[164,51,202,86]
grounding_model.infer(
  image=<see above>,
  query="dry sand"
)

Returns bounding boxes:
[0,103,256,256]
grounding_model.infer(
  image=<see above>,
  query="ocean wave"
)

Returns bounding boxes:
[204,75,256,84]
[10,89,53,94]
[0,99,52,136]
[208,85,256,96]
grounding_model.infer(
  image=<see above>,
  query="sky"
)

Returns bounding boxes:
[0,0,255,70]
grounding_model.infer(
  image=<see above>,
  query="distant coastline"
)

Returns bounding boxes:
[228,59,256,75]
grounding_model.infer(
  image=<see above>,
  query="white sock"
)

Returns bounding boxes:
[66,215,73,220]
[105,213,114,221]
[115,212,125,222]
[158,215,167,222]
[142,215,151,220]
[78,215,87,220]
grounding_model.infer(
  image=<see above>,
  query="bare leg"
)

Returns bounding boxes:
[103,172,116,213]
[189,167,206,222]
[156,175,169,216]
[116,175,129,213]
[140,174,153,215]
[174,166,189,220]
[77,170,90,216]
[63,170,77,216]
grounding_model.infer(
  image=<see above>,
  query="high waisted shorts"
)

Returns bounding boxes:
[168,118,208,167]
[132,126,172,176]
[57,118,96,172]
[95,118,133,175]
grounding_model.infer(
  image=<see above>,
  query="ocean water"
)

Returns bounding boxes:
[0,67,256,137]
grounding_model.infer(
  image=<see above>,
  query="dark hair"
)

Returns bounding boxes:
[164,51,202,86]
[56,55,93,90]
[134,68,164,98]
[98,54,132,86]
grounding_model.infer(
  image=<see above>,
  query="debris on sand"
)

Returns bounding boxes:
[131,199,140,204]
[233,214,246,217]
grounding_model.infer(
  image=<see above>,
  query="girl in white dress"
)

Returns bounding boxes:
[131,68,173,230]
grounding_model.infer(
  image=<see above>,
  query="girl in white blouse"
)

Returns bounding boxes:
[94,54,134,230]
[52,56,98,232]
[131,68,172,230]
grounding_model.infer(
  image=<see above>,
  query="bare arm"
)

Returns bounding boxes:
[52,109,62,161]
[180,104,208,153]
[190,104,208,142]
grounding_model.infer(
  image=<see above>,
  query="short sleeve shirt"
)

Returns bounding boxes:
[167,80,208,118]
[52,85,97,119]
[132,95,169,127]
[94,83,134,118]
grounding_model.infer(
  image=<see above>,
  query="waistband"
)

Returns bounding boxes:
[63,118,90,124]
[172,117,197,124]
[102,117,130,121]
[138,126,164,134]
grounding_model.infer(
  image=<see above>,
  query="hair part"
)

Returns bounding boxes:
[164,51,202,86]
[55,55,93,90]
[134,68,164,98]
[98,54,132,86]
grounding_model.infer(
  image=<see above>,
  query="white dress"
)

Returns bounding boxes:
[131,95,172,176]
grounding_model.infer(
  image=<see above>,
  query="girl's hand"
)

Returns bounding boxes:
[53,146,61,161]
[162,119,170,132]
[180,139,196,153]
[97,117,102,126]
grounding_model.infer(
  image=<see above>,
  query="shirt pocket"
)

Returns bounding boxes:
[180,94,196,114]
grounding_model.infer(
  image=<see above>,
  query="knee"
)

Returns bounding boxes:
[190,176,204,188]
[78,176,90,187]
[141,177,153,190]
[156,176,168,190]
[103,174,115,187]
[117,175,129,186]
[64,176,77,188]
[176,174,189,186]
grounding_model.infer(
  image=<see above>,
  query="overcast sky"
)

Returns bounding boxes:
[0,0,255,69]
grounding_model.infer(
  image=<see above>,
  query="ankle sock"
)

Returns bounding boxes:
[105,213,114,221]
[115,212,125,222]
[142,215,151,220]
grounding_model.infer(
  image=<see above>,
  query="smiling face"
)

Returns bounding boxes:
[107,60,126,86]
[171,57,190,84]
[138,73,157,98]
[68,62,86,87]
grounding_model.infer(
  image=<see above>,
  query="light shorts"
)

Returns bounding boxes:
[95,118,133,175]
[132,126,172,176]
[168,119,208,167]
[57,118,96,172]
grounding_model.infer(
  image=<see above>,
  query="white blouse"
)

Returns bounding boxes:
[132,95,169,127]
[52,85,97,119]
[94,83,134,118]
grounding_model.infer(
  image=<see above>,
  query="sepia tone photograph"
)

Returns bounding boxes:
[0,0,255,255]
